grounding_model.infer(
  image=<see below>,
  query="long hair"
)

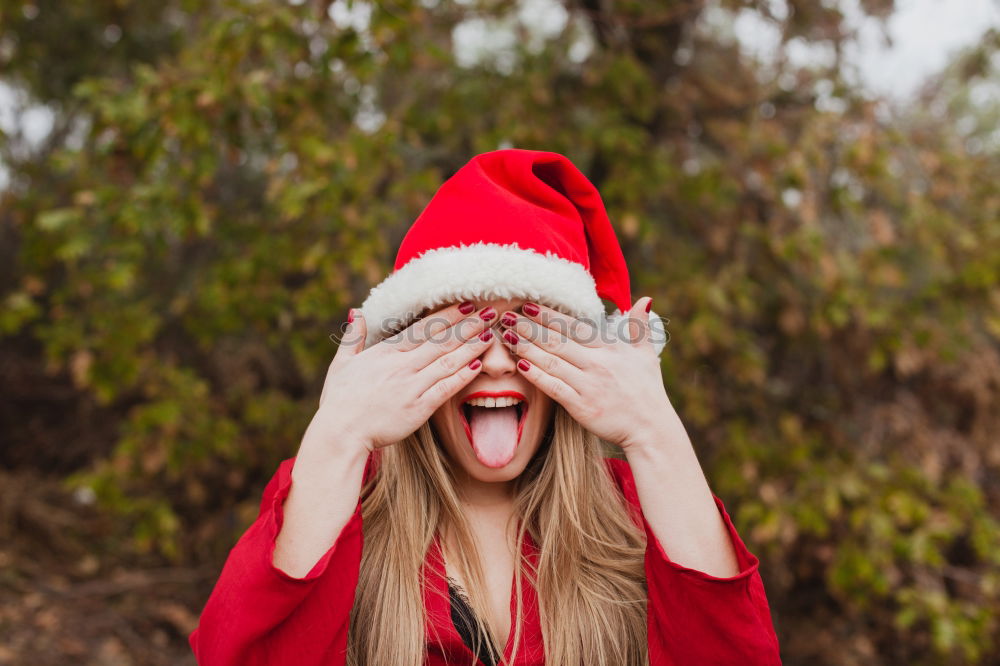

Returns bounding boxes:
[346,403,649,665]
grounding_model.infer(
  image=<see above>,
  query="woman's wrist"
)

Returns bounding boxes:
[295,432,369,481]
[620,404,691,458]
[300,410,373,464]
[276,429,370,578]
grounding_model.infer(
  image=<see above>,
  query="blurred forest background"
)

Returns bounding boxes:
[1,0,998,664]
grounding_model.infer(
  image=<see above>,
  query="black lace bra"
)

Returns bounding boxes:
[447,576,501,666]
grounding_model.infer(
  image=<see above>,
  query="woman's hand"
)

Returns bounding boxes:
[500,299,748,580]
[304,302,496,458]
[276,304,494,578]
[498,297,680,453]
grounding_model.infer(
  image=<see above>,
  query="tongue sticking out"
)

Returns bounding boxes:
[467,406,520,467]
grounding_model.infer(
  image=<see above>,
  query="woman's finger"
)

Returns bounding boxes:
[332,307,366,355]
[328,307,366,369]
[500,327,587,387]
[414,327,494,392]
[513,357,583,412]
[380,301,479,352]
[624,297,652,346]
[416,344,487,410]
[411,305,494,369]
[625,297,661,354]
[503,312,592,370]
[321,308,366,407]
[350,307,368,348]
[515,301,601,346]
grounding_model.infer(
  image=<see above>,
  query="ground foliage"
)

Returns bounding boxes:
[1,0,998,663]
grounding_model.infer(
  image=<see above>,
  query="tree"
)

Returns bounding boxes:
[1,1,997,662]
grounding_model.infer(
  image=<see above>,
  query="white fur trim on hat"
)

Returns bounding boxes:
[358,241,668,356]
[359,242,605,349]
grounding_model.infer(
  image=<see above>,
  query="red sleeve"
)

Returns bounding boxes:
[188,455,371,666]
[603,457,782,665]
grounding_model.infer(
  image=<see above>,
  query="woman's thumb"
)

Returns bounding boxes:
[339,307,368,355]
[323,309,366,407]
[626,297,653,346]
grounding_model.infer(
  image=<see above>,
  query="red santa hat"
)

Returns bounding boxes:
[359,149,666,355]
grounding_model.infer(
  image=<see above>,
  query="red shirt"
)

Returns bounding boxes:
[189,456,781,665]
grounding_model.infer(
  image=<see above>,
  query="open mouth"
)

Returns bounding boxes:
[461,401,524,423]
[458,393,529,468]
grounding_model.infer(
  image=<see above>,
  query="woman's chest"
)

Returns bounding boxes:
[423,532,546,665]
[444,525,517,646]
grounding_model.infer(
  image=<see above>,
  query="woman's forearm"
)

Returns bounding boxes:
[272,416,370,578]
[623,407,741,578]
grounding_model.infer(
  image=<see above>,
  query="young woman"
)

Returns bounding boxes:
[189,150,781,665]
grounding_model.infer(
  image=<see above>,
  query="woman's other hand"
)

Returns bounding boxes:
[305,301,496,458]
[498,297,675,454]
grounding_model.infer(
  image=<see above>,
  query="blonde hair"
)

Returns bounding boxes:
[346,403,649,666]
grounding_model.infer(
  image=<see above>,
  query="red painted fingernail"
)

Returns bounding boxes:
[479,329,494,342]
[468,359,482,370]
[522,302,540,316]
[517,359,531,372]
[459,301,475,314]
[503,329,519,345]
[480,306,497,321]
[501,312,518,327]
[645,299,653,313]
[348,308,355,323]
